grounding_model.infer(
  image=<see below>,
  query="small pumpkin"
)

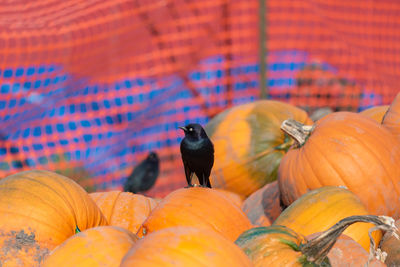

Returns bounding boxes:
[278,112,400,218]
[137,187,252,241]
[273,186,381,251]
[382,93,400,139]
[0,170,107,266]
[380,219,400,266]
[235,215,395,267]
[205,100,312,197]
[89,191,159,234]
[121,226,252,267]
[42,226,138,267]
[359,105,389,123]
[241,180,282,226]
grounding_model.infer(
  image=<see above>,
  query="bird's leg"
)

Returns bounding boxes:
[184,173,194,188]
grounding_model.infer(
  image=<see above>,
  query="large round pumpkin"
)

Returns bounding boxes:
[137,187,252,241]
[359,105,389,123]
[89,191,159,234]
[273,186,381,251]
[42,226,138,267]
[205,100,311,197]
[121,226,252,267]
[241,180,282,226]
[278,112,400,218]
[0,170,107,266]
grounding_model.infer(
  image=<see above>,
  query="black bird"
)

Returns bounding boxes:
[179,123,214,188]
[123,151,160,194]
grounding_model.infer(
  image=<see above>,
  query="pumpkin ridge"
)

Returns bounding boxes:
[108,191,122,221]
[300,145,326,189]
[306,137,350,187]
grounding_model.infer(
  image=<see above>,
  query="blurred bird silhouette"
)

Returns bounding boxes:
[123,151,160,194]
[179,123,214,188]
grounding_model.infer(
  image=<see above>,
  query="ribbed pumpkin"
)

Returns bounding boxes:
[0,170,107,266]
[380,219,400,266]
[273,186,381,251]
[235,215,395,267]
[205,100,311,197]
[382,92,400,139]
[359,105,389,123]
[241,181,281,226]
[121,226,252,267]
[42,226,138,267]
[89,191,159,234]
[278,112,400,218]
[137,187,252,241]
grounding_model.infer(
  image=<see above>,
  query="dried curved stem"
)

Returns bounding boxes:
[301,215,398,265]
[280,119,314,147]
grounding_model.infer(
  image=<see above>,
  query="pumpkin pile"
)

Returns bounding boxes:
[2,95,400,266]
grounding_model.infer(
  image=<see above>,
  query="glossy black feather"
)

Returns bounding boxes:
[180,123,214,188]
[123,151,160,193]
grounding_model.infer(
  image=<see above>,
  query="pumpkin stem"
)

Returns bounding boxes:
[280,119,314,147]
[301,215,398,265]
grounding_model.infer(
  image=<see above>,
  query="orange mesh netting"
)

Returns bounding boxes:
[0,0,399,197]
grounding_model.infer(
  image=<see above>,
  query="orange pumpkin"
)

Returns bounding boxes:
[359,105,389,123]
[278,112,400,218]
[273,186,381,251]
[382,93,400,139]
[380,219,400,266]
[121,226,252,267]
[205,100,311,197]
[235,215,394,266]
[0,170,107,266]
[89,191,159,234]
[137,187,252,241]
[241,181,281,226]
[42,226,138,267]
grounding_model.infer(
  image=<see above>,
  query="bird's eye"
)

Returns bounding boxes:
[189,128,193,131]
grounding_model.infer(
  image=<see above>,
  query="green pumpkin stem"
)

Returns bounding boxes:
[301,215,398,265]
[280,119,314,148]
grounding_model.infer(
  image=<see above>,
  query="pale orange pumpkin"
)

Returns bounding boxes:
[380,219,400,266]
[382,93,400,139]
[137,187,252,241]
[241,180,281,226]
[278,112,400,218]
[359,105,389,123]
[121,226,252,267]
[89,191,159,234]
[0,170,107,266]
[43,226,138,267]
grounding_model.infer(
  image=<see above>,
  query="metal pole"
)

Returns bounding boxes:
[259,0,268,99]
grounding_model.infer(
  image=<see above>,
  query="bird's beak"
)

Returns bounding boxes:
[179,126,187,132]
